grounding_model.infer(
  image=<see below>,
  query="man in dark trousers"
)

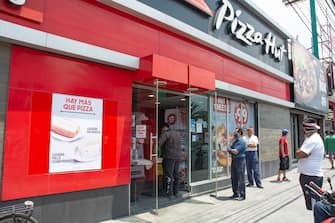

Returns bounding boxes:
[227,127,247,201]
[296,118,324,210]
[159,123,182,197]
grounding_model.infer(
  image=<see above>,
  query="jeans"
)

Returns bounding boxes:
[163,159,180,195]
[299,174,323,210]
[246,151,262,186]
[231,157,246,198]
[314,201,335,223]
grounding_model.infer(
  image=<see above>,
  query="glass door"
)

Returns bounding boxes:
[130,82,189,214]
[130,86,158,214]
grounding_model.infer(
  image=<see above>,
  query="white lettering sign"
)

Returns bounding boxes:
[8,0,26,6]
[213,0,287,61]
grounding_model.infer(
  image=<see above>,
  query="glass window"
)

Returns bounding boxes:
[211,95,257,178]
[212,96,230,178]
[190,95,209,182]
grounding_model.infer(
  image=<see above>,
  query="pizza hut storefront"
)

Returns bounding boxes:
[0,0,294,222]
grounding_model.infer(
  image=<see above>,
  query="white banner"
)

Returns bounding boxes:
[49,93,103,173]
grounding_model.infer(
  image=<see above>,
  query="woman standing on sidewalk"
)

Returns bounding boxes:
[296,118,324,211]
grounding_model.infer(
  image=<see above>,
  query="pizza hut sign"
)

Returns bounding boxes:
[214,0,287,62]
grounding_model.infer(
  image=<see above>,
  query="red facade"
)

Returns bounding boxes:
[3,46,132,200]
[0,0,291,200]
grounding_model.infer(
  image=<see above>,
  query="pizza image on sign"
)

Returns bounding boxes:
[292,43,318,103]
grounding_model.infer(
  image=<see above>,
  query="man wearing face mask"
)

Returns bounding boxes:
[227,128,247,201]
[296,118,325,210]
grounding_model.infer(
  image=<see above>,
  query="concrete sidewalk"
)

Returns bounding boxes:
[103,160,335,223]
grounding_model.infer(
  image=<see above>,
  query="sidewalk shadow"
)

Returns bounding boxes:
[269,180,284,184]
[184,199,214,205]
[211,195,233,201]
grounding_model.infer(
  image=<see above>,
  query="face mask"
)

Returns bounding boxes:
[233,133,239,139]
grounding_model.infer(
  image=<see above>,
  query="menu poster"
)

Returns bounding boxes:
[49,93,103,173]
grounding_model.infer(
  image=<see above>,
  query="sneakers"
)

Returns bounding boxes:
[235,196,246,201]
[277,176,289,181]
[257,185,264,189]
[230,194,239,199]
[246,184,253,187]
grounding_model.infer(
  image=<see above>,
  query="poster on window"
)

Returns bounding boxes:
[49,93,103,173]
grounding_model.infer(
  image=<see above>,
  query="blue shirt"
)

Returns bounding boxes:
[227,138,247,159]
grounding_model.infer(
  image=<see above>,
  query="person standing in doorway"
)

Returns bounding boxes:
[245,128,263,188]
[277,129,290,181]
[324,130,335,169]
[228,128,247,201]
[159,123,183,198]
[296,118,325,210]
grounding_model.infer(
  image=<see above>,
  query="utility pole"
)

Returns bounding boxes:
[310,0,319,58]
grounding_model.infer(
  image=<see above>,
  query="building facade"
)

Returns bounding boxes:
[0,0,304,222]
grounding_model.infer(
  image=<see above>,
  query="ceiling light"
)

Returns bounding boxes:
[187,87,199,92]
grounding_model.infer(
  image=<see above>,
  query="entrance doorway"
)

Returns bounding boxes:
[130,85,189,214]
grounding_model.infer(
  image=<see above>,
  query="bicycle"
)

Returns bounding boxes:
[0,201,38,223]
[305,178,335,223]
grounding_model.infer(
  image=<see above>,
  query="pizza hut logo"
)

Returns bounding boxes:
[183,0,213,16]
[8,0,26,6]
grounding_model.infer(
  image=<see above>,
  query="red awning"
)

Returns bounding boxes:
[135,54,215,92]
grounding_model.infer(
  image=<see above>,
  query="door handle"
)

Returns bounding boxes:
[150,133,157,160]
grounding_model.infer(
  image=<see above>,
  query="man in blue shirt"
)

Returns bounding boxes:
[228,127,247,201]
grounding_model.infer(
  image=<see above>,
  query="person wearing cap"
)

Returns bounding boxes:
[324,130,335,169]
[245,128,263,188]
[296,118,325,210]
[277,129,290,181]
[227,128,247,201]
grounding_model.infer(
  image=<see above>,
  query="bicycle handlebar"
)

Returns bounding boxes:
[305,182,335,206]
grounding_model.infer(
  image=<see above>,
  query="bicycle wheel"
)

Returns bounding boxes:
[0,214,38,223]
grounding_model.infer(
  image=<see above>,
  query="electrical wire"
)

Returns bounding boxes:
[317,0,335,30]
[288,2,312,33]
[324,0,335,19]
[297,1,312,23]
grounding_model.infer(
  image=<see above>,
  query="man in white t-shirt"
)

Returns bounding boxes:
[296,118,324,211]
[245,128,263,188]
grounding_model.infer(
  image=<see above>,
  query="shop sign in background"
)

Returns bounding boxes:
[292,41,328,113]
[49,93,103,173]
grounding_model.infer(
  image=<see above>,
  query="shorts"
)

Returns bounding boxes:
[328,153,335,159]
[279,156,289,170]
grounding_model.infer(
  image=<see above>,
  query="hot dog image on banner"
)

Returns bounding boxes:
[49,93,103,173]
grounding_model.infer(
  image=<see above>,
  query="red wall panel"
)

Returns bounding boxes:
[29,92,51,174]
[0,0,290,101]
[221,57,290,100]
[2,45,133,200]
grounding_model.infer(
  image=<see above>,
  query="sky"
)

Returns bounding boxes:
[249,0,313,48]
[249,0,335,60]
